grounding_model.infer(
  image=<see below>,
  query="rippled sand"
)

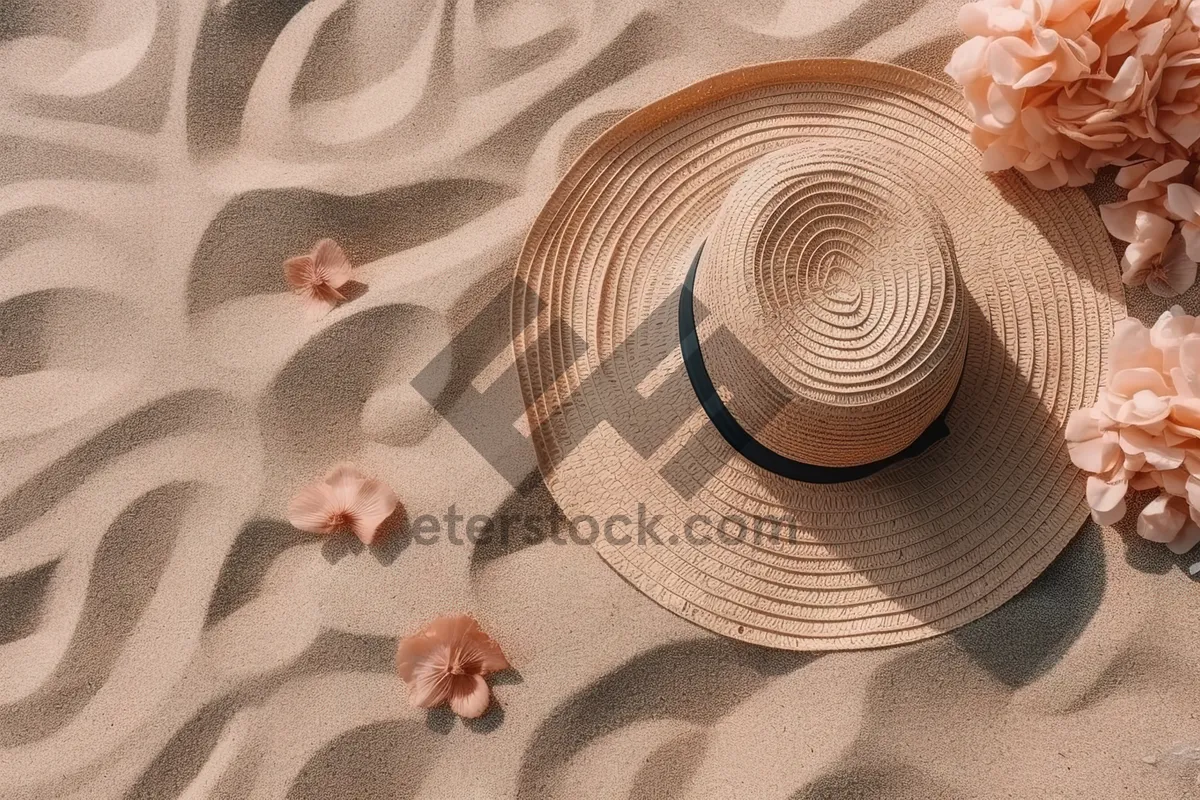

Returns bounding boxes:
[2,0,1199,797]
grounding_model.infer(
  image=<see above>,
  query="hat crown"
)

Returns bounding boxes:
[692,143,969,469]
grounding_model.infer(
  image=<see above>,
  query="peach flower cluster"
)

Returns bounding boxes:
[1066,306,1200,555]
[284,238,354,317]
[396,615,511,718]
[946,0,1200,294]
[1099,158,1200,294]
[287,463,399,545]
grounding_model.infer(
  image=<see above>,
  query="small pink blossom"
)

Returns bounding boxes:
[284,238,353,317]
[1069,307,1200,556]
[1100,159,1200,296]
[396,615,510,718]
[287,463,399,545]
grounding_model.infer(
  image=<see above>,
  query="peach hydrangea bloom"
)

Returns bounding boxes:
[1067,306,1200,556]
[396,615,510,718]
[947,1,1200,294]
[287,463,399,545]
[1100,159,1198,294]
[284,238,353,317]
[946,0,1200,191]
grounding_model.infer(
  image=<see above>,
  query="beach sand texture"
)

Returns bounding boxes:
[2,0,1200,797]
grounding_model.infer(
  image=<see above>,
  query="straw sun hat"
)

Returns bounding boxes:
[512,59,1125,650]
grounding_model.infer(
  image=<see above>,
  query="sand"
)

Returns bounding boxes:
[1,0,1199,797]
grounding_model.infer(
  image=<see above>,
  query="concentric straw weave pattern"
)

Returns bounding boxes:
[694,143,968,467]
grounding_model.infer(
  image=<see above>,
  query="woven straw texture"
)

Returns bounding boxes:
[693,142,969,467]
[512,58,1125,650]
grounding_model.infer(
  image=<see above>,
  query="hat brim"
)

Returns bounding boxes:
[512,59,1124,650]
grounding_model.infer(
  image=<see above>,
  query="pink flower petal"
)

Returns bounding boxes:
[1014,62,1057,89]
[1181,223,1200,262]
[1109,367,1171,400]
[1174,368,1200,399]
[1125,0,1159,27]
[1086,474,1128,513]
[1045,0,1091,24]
[284,256,316,290]
[1133,18,1171,59]
[1106,29,1137,57]
[981,140,1025,172]
[440,616,507,672]
[1165,183,1200,221]
[1143,159,1190,186]
[317,283,347,304]
[396,631,441,685]
[319,464,399,545]
[1092,0,1125,24]
[1115,161,1156,191]
[1023,161,1074,190]
[958,2,994,37]
[1137,210,1177,249]
[325,462,367,508]
[347,477,400,545]
[1100,201,1141,243]
[1186,453,1200,476]
[1026,27,1058,58]
[1122,211,1175,272]
[287,482,340,534]
[986,82,1023,126]
[988,6,1032,34]
[312,238,353,289]
[947,36,990,85]
[1160,467,1190,497]
[1187,474,1200,511]
[1121,427,1185,470]
[1092,498,1127,526]
[285,239,354,316]
[1117,389,1172,426]
[407,658,454,709]
[1068,435,1122,473]
[1161,112,1200,149]
[1147,234,1197,298]
[1021,105,1057,142]
[987,37,1036,86]
[464,630,511,675]
[423,614,473,642]
[1150,305,1192,370]
[396,615,508,718]
[1189,0,1200,26]
[1102,56,1145,102]
[448,673,491,718]
[1163,425,1194,446]
[1171,396,1200,429]
[289,464,400,544]
[1138,493,1188,543]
